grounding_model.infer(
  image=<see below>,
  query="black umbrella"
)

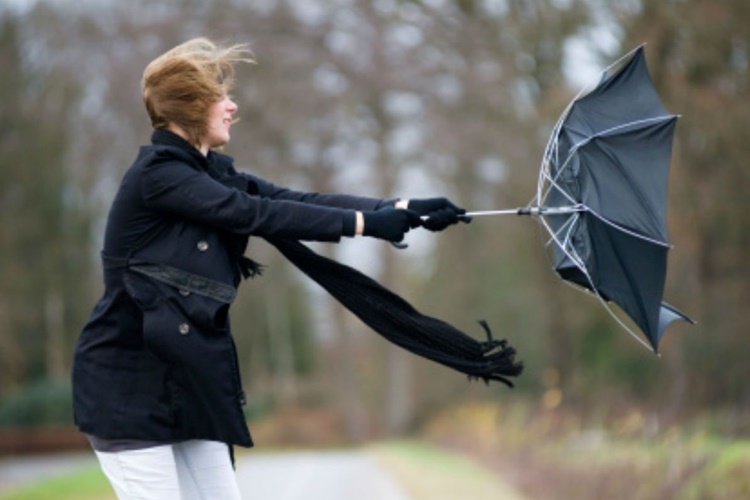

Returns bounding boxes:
[466,46,694,352]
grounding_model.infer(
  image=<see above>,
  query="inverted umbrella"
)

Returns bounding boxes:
[466,46,694,352]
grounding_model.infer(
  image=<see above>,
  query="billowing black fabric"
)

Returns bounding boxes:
[267,237,523,386]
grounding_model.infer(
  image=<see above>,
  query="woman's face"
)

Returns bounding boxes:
[203,95,238,151]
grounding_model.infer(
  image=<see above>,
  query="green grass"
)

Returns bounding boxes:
[368,440,526,500]
[0,466,114,500]
[680,441,750,499]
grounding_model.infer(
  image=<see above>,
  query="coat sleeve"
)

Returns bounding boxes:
[141,154,354,241]
[238,172,395,211]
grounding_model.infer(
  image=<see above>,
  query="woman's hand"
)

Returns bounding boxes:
[360,208,422,242]
[403,197,472,232]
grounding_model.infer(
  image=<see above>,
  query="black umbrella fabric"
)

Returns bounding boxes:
[536,46,694,352]
[465,46,693,352]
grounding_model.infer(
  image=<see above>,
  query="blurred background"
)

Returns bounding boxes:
[1,0,748,498]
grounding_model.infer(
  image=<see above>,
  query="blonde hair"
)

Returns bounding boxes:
[141,38,254,146]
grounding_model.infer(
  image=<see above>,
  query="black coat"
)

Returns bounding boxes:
[72,129,387,447]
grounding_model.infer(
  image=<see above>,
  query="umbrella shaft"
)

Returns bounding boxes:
[464,209,523,217]
[465,206,583,217]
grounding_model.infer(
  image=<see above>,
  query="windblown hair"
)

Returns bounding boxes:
[141,38,254,146]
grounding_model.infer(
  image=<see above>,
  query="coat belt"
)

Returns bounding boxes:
[129,263,237,304]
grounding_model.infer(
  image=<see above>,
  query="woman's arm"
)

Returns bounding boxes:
[237,172,396,212]
[141,156,357,241]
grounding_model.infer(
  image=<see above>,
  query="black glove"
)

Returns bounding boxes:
[407,197,471,232]
[419,207,460,232]
[407,197,465,216]
[363,208,422,242]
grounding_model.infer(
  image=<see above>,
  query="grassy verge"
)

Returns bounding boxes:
[0,466,114,500]
[368,440,526,500]
[421,401,750,500]
[8,402,749,500]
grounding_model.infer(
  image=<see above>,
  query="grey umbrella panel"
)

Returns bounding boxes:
[465,45,694,352]
[538,45,693,352]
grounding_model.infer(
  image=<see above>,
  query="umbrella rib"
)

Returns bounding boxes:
[536,45,670,213]
[537,101,577,205]
[541,210,580,249]
[601,44,647,77]
[537,216,655,352]
[539,153,579,207]
[539,131,569,203]
[558,214,580,252]
[592,292,655,352]
[538,215,586,273]
[538,141,574,206]
[586,208,670,248]
[570,44,646,102]
[560,276,655,352]
[539,115,677,246]
[570,115,677,151]
[535,44,646,207]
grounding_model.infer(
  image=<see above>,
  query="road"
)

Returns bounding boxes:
[1,448,528,499]
[0,449,412,499]
[235,450,412,499]
[0,451,95,492]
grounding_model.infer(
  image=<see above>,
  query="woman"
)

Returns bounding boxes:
[72,38,467,499]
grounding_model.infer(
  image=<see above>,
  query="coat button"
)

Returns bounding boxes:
[179,289,191,297]
[178,323,190,335]
[197,240,209,252]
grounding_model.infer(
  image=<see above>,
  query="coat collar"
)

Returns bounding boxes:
[150,128,229,179]
[151,127,196,152]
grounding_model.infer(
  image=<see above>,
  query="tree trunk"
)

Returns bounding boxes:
[44,291,66,380]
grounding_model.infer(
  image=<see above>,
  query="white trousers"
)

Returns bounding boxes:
[94,440,242,500]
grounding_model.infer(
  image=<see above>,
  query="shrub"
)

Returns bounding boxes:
[0,378,73,427]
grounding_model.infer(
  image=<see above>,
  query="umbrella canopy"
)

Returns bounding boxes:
[536,46,693,352]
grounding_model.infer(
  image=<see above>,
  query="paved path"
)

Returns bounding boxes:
[0,451,96,492]
[0,449,412,499]
[235,450,412,499]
